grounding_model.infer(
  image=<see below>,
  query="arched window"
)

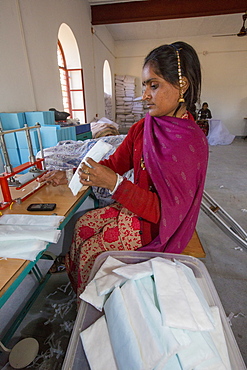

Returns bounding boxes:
[57,40,72,115]
[103,60,112,119]
[57,24,87,123]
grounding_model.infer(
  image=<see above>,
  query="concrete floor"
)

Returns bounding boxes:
[0,137,246,368]
[196,137,247,365]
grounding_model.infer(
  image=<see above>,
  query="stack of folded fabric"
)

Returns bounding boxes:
[90,117,119,139]
[80,256,231,370]
[115,75,136,129]
[0,214,64,261]
[132,96,148,122]
[104,93,113,120]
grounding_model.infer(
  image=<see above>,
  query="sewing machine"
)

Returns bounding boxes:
[0,123,47,210]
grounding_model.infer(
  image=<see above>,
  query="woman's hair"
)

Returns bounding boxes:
[143,41,201,118]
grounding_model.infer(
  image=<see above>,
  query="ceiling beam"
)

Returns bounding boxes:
[91,0,247,25]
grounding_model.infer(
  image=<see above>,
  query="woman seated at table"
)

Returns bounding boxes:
[38,41,208,299]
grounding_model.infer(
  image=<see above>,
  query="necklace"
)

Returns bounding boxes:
[140,157,146,170]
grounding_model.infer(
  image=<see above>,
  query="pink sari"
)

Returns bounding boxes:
[139,113,208,254]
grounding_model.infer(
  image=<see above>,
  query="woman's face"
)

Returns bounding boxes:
[142,64,186,117]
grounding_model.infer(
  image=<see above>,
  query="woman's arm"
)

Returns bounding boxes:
[112,179,160,223]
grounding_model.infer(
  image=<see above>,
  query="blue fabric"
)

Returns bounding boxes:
[104,287,143,370]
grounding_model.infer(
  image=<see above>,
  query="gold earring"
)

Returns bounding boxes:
[175,50,185,103]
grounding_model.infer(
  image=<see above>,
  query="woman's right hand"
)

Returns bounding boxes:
[37,170,67,186]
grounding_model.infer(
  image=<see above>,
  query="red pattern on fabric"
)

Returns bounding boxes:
[103,226,120,243]
[65,203,141,302]
[131,216,140,230]
[100,206,119,219]
[78,225,95,240]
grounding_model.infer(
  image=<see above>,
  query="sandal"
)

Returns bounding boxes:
[49,256,66,273]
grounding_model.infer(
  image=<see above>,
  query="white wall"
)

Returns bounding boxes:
[114,36,247,135]
[0,0,115,122]
[93,26,116,119]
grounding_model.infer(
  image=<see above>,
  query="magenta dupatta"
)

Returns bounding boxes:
[139,113,208,254]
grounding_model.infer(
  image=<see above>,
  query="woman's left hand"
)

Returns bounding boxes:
[79,158,117,192]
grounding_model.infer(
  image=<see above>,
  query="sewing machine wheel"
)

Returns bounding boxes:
[9,338,39,369]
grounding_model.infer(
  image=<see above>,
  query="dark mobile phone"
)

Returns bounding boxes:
[27,203,56,211]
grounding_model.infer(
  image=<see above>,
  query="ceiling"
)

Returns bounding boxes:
[98,13,244,41]
[87,0,246,41]
[88,0,145,4]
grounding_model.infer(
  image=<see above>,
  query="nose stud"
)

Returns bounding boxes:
[143,93,151,100]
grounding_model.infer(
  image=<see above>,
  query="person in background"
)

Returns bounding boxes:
[38,41,208,300]
[197,102,212,120]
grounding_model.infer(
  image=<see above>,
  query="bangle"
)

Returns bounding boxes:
[109,173,124,195]
[65,169,74,184]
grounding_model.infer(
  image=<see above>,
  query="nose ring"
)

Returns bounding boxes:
[143,93,151,100]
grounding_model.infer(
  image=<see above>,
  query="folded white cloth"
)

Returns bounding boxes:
[177,329,222,370]
[80,256,126,310]
[113,259,153,280]
[121,279,180,369]
[152,257,215,331]
[68,139,113,196]
[80,315,117,370]
[94,272,127,296]
[201,306,231,370]
[155,354,182,370]
[0,214,64,227]
[135,277,181,367]
[0,240,47,261]
[175,260,215,330]
[104,286,143,370]
[0,225,61,243]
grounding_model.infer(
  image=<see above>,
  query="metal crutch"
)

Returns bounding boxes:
[201,190,247,251]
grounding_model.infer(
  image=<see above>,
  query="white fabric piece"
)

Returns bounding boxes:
[80,315,117,370]
[80,256,126,310]
[152,258,214,331]
[134,277,181,367]
[113,259,153,280]
[199,306,231,370]
[0,214,64,227]
[95,272,127,296]
[170,328,191,348]
[177,329,222,370]
[175,260,215,329]
[68,139,113,196]
[0,239,47,261]
[207,119,235,146]
[104,287,143,370]
[155,354,182,370]
[195,331,227,370]
[121,279,179,369]
[0,225,61,243]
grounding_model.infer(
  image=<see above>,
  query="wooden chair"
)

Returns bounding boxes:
[182,230,206,258]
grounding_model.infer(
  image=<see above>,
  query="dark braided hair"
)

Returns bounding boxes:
[143,41,201,119]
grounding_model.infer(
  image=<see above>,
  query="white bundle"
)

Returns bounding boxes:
[68,140,113,196]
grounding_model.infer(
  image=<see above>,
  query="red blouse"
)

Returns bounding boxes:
[100,118,160,246]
